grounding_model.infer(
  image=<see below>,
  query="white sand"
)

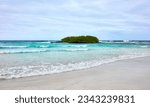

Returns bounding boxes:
[0,56,150,90]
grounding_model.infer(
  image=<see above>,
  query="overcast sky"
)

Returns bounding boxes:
[0,0,150,40]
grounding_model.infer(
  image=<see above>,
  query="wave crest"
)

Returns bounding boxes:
[0,49,50,54]
[0,54,150,79]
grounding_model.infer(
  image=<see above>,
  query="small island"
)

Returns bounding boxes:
[61,35,99,43]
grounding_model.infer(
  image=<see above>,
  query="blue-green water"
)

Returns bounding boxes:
[0,40,150,79]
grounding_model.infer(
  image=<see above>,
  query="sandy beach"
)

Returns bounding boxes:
[0,56,150,90]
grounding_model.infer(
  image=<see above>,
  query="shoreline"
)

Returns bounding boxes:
[0,56,150,90]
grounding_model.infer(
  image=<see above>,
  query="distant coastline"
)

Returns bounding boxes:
[0,40,150,42]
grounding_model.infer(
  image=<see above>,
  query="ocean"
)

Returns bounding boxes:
[0,40,150,79]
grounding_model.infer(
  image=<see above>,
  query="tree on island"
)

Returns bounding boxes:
[61,35,99,43]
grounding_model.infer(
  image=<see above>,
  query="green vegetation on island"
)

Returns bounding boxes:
[61,35,99,43]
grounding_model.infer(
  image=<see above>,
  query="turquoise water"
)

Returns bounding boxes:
[0,40,150,79]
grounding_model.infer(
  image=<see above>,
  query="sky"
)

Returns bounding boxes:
[0,0,150,40]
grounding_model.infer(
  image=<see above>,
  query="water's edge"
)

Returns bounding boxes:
[0,54,150,80]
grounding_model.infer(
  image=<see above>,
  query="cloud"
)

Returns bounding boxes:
[0,0,150,40]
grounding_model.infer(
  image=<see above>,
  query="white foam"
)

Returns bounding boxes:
[73,45,87,48]
[64,48,89,51]
[140,46,148,48]
[0,53,150,79]
[0,46,27,48]
[39,45,49,48]
[0,49,49,54]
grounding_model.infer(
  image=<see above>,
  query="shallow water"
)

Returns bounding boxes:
[0,40,150,79]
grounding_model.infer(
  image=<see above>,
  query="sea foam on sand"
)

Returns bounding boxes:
[0,56,150,90]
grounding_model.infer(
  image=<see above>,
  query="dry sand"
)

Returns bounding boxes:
[0,56,150,90]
